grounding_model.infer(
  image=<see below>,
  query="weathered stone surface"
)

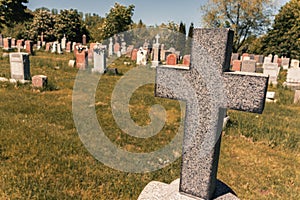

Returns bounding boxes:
[155,28,268,199]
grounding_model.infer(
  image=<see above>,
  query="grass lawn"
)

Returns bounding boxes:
[0,50,299,199]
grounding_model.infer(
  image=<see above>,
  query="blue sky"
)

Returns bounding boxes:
[27,0,290,27]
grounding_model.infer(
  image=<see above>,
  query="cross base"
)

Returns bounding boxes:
[138,179,239,200]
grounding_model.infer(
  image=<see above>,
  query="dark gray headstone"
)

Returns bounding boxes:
[155,28,268,199]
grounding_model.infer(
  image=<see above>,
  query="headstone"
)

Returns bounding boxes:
[114,42,120,54]
[263,63,280,85]
[264,55,272,64]
[9,53,31,81]
[136,47,147,65]
[11,38,16,48]
[72,42,76,54]
[121,41,127,55]
[61,35,66,50]
[254,55,264,64]
[231,53,239,64]
[286,68,300,84]
[241,53,249,61]
[82,34,87,45]
[57,43,62,54]
[126,45,134,57]
[25,40,33,55]
[32,75,48,88]
[281,58,290,70]
[37,41,41,50]
[249,54,255,60]
[68,60,76,68]
[290,59,299,68]
[160,44,165,61]
[131,49,138,61]
[141,28,268,200]
[166,54,177,65]
[45,43,51,51]
[66,41,72,53]
[151,34,161,68]
[16,40,24,49]
[143,40,149,50]
[241,60,256,72]
[51,42,57,53]
[92,43,107,74]
[182,55,191,67]
[88,43,97,64]
[108,37,113,56]
[294,90,300,104]
[0,34,3,47]
[3,38,12,50]
[273,55,279,65]
[266,91,276,103]
[232,60,241,71]
[75,46,88,70]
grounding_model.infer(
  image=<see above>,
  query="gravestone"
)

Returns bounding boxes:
[232,60,241,71]
[75,47,88,70]
[151,34,160,68]
[241,60,256,72]
[254,55,264,64]
[66,41,72,53]
[114,42,120,54]
[160,44,165,61]
[294,90,300,104]
[88,43,97,64]
[32,75,48,88]
[25,40,33,55]
[166,54,177,65]
[57,43,63,54]
[285,68,300,89]
[61,35,66,50]
[140,28,268,200]
[0,34,3,47]
[126,45,134,57]
[108,37,113,56]
[37,41,41,50]
[9,53,30,81]
[11,38,16,48]
[131,49,138,61]
[82,34,87,45]
[182,55,191,67]
[264,55,272,64]
[51,42,57,53]
[92,43,107,74]
[281,58,290,69]
[3,37,12,50]
[241,53,249,61]
[290,59,299,68]
[136,47,147,65]
[68,60,76,68]
[231,53,239,65]
[273,55,279,65]
[121,41,127,55]
[263,63,280,85]
[45,43,51,51]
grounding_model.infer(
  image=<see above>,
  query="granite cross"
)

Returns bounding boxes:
[155,29,268,199]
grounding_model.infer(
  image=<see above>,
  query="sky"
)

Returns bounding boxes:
[27,0,290,27]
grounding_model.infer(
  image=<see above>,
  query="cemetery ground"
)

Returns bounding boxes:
[0,50,299,199]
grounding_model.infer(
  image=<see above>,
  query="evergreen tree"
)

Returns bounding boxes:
[184,22,194,55]
[175,22,186,54]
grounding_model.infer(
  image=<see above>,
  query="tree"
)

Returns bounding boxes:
[84,13,104,42]
[260,0,300,59]
[24,8,56,42]
[184,22,194,55]
[201,0,274,52]
[54,9,90,42]
[99,3,135,40]
[0,0,32,29]
[175,22,186,55]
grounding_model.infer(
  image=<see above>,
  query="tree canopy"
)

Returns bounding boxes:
[0,0,32,29]
[201,0,274,52]
[260,0,300,59]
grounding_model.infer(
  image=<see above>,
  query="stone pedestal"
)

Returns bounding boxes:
[32,75,48,88]
[138,179,239,200]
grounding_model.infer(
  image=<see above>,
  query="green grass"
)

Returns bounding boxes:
[0,50,299,199]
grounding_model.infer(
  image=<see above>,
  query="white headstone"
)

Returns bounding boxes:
[51,42,57,53]
[290,59,299,68]
[281,58,290,70]
[61,35,66,50]
[9,53,30,81]
[92,43,107,74]
[108,37,113,56]
[263,63,280,85]
[137,47,147,65]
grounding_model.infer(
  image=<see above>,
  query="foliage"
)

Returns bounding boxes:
[54,9,90,43]
[0,0,32,29]
[175,22,186,55]
[201,0,274,52]
[84,13,104,42]
[99,3,135,40]
[24,8,56,42]
[260,0,300,59]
